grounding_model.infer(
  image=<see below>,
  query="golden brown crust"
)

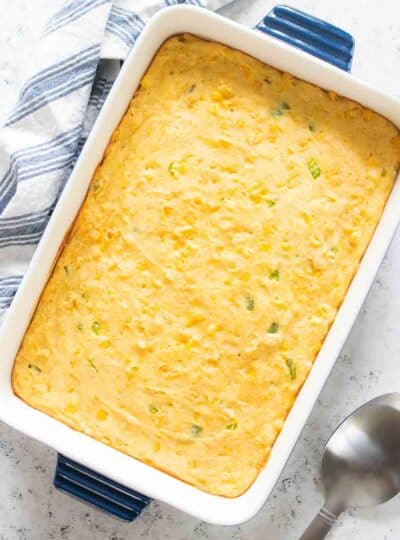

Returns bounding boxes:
[12,35,400,497]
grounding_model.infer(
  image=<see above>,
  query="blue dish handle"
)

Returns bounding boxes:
[54,454,151,521]
[256,5,354,71]
[54,5,355,522]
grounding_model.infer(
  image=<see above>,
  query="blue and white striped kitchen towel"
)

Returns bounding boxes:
[0,0,233,318]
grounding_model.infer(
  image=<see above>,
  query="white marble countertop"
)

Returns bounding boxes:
[0,1,399,539]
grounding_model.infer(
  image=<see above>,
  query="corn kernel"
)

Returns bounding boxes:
[65,402,78,414]
[310,236,321,248]
[96,409,108,421]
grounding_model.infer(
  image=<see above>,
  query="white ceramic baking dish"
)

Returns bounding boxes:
[1,4,400,527]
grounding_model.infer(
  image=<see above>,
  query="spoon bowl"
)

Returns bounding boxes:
[300,393,400,539]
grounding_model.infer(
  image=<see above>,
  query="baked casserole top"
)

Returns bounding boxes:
[13,35,400,497]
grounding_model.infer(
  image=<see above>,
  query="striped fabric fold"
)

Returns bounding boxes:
[6,45,101,126]
[88,79,114,110]
[106,6,145,48]
[0,275,23,310]
[0,0,235,319]
[165,0,203,5]
[0,126,82,212]
[45,0,111,33]
[0,205,55,249]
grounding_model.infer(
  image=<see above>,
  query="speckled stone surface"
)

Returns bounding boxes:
[0,1,399,539]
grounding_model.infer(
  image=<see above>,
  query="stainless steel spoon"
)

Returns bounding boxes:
[300,393,400,540]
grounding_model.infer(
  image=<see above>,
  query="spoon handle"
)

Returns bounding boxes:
[299,505,339,540]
